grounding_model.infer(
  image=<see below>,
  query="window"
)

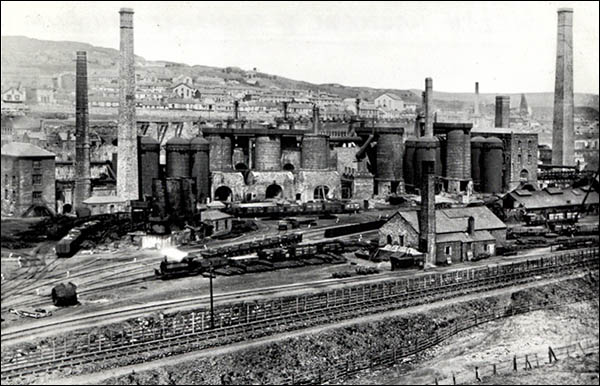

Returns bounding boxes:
[12,175,16,186]
[399,235,405,246]
[32,191,42,203]
[33,174,42,185]
[527,154,532,164]
[518,154,522,164]
[445,246,452,255]
[4,189,8,198]
[32,160,41,170]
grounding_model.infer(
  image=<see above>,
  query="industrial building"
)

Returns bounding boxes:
[1,142,56,216]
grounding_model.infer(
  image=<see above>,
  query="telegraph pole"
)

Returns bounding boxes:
[209,266,215,329]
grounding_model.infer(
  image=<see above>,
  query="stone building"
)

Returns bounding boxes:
[378,206,506,265]
[1,142,56,216]
[472,128,539,191]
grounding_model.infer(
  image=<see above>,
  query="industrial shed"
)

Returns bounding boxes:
[503,187,599,221]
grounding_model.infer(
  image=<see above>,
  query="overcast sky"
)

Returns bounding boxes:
[1,1,598,94]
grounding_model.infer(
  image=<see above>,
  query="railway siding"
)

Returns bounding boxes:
[1,248,598,383]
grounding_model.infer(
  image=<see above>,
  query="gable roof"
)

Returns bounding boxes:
[376,92,403,101]
[1,142,55,158]
[506,188,599,210]
[392,206,506,235]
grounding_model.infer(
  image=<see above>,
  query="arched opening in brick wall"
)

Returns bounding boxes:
[265,184,283,199]
[214,186,233,202]
[314,185,330,200]
[282,163,295,171]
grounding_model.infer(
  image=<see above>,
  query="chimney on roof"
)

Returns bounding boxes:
[283,101,289,121]
[234,100,239,120]
[467,216,475,236]
[355,98,361,117]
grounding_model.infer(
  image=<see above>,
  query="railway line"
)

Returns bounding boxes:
[1,248,597,383]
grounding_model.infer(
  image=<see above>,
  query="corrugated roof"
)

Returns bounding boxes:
[1,142,55,158]
[506,188,599,210]
[394,206,506,235]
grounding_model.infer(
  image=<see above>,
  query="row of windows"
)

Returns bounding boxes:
[3,190,43,203]
[4,174,42,186]
[443,243,494,255]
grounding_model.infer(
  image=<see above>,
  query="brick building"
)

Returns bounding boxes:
[1,142,56,216]
[378,206,506,264]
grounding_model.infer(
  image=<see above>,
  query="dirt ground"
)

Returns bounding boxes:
[347,301,599,385]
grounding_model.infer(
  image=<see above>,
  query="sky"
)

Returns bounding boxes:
[1,1,598,94]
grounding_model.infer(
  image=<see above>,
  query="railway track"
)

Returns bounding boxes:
[1,248,597,382]
[1,270,405,343]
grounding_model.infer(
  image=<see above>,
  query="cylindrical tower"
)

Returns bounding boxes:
[117,8,139,201]
[180,177,195,215]
[301,134,329,169]
[166,137,191,178]
[403,137,416,189]
[481,137,504,193]
[415,137,441,183]
[139,136,160,200]
[207,134,232,171]
[255,135,281,171]
[445,128,464,179]
[470,136,485,190]
[376,132,403,182]
[463,131,472,180]
[191,136,210,203]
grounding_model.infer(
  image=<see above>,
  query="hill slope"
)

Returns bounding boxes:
[1,36,598,110]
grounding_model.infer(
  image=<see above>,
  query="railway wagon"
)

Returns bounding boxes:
[55,220,102,257]
[227,200,361,218]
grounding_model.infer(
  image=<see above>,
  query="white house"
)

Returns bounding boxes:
[374,93,405,111]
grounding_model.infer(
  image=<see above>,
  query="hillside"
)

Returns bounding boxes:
[1,36,598,111]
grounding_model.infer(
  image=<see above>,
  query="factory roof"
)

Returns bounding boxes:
[505,187,599,210]
[391,206,506,235]
[201,210,233,221]
[1,142,55,158]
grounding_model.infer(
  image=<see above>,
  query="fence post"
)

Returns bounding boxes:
[548,346,557,363]
[475,366,481,382]
[435,377,439,385]
[525,355,532,370]
[452,373,456,385]
[513,355,517,371]
[493,363,496,375]
[535,353,540,368]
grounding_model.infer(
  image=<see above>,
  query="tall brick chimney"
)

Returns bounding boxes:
[474,82,480,116]
[234,100,239,120]
[495,96,510,128]
[424,78,433,136]
[117,8,139,201]
[419,160,436,267]
[552,8,574,165]
[282,101,289,121]
[312,104,320,134]
[355,98,361,117]
[74,51,91,209]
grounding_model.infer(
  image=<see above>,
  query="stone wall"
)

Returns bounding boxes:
[295,170,341,202]
[378,214,419,247]
[210,171,245,202]
[246,171,295,201]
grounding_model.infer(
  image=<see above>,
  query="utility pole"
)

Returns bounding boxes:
[209,266,215,329]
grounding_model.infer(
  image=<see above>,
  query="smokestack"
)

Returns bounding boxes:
[552,8,574,166]
[312,104,320,134]
[355,98,361,117]
[234,100,239,120]
[474,82,480,116]
[419,160,436,266]
[74,51,91,209]
[117,7,139,201]
[283,101,289,120]
[494,96,510,128]
[424,78,433,136]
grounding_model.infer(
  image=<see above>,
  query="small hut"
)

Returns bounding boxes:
[51,282,78,307]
